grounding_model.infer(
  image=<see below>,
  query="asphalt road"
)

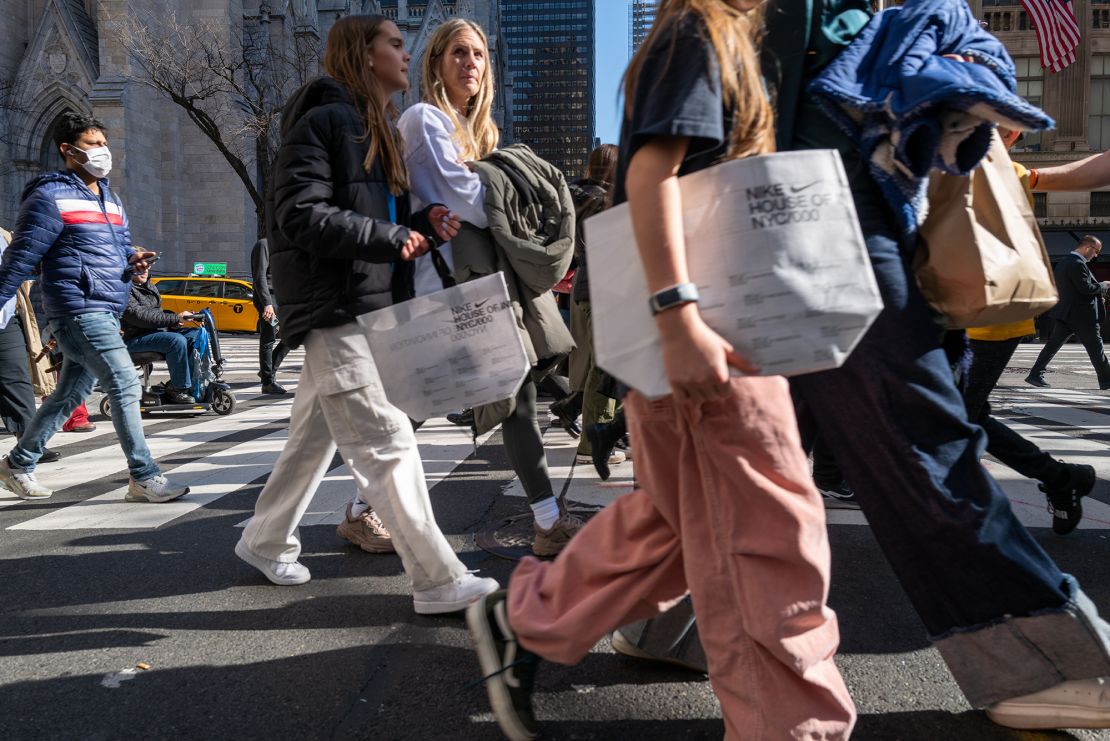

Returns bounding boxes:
[2,337,1110,740]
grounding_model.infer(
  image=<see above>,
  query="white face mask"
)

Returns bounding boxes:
[69,145,112,179]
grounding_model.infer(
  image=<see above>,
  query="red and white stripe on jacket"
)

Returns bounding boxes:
[55,198,123,226]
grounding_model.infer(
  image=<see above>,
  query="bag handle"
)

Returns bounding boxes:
[429,243,457,289]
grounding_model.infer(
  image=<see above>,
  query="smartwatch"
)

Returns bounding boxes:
[649,282,700,315]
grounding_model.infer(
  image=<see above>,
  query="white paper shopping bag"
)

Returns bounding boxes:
[359,272,529,421]
[586,150,883,398]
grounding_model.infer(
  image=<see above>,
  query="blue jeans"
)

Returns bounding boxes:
[8,312,159,480]
[126,329,197,390]
[790,188,1110,706]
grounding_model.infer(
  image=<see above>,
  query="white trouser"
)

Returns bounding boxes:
[240,321,467,591]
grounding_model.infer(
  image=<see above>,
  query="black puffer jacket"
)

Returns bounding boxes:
[267,77,428,348]
[121,280,179,342]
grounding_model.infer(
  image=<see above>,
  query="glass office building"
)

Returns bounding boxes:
[630,0,657,54]
[500,0,595,176]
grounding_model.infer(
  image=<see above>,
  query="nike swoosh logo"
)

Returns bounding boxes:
[790,181,820,193]
[474,299,490,308]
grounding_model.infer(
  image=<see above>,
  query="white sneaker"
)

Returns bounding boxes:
[0,457,52,500]
[234,538,311,586]
[986,677,1110,729]
[413,573,500,615]
[575,450,625,466]
[126,474,189,503]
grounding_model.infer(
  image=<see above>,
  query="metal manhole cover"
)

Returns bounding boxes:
[475,502,605,561]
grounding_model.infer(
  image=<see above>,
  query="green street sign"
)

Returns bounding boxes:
[193,261,227,276]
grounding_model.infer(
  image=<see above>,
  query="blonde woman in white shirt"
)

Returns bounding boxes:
[398,19,582,556]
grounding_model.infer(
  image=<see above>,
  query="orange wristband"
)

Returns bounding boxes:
[1029,169,1040,189]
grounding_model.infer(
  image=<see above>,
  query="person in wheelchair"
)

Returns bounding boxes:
[121,271,198,405]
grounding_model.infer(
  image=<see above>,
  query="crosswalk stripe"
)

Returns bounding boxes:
[1,394,294,519]
[982,418,1110,530]
[9,428,290,530]
[19,332,1108,535]
[995,387,1110,408]
[1000,399,1110,429]
[236,420,501,528]
[500,424,636,505]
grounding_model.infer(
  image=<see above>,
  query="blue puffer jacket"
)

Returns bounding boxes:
[808,0,1054,235]
[0,170,134,319]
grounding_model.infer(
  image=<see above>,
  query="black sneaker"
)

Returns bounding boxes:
[467,590,539,741]
[816,480,860,509]
[1024,373,1050,388]
[1040,463,1096,535]
[447,408,474,427]
[39,448,60,464]
[614,433,632,460]
[164,388,196,405]
[549,394,582,439]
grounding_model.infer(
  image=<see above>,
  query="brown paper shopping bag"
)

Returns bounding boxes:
[915,131,1057,329]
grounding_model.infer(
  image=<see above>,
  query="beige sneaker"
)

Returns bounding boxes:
[533,508,584,557]
[0,457,52,500]
[337,503,396,553]
[986,677,1110,729]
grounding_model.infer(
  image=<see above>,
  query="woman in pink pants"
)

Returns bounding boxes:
[466,1,855,739]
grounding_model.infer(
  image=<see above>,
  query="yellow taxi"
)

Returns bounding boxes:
[151,276,260,333]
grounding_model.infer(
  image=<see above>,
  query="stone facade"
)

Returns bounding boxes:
[0,0,506,277]
[974,0,1110,250]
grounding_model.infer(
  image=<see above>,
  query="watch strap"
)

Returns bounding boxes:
[649,282,700,315]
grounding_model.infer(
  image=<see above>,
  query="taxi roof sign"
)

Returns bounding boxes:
[193,261,227,277]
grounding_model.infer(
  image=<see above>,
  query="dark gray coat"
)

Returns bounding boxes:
[451,144,577,433]
[1047,251,1106,326]
[121,281,179,342]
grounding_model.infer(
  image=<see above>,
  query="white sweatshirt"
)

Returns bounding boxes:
[397,103,489,297]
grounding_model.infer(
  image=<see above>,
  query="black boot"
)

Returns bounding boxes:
[1040,463,1096,535]
[549,392,582,438]
[586,411,627,481]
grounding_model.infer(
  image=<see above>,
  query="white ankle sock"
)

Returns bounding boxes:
[349,496,371,518]
[531,496,561,530]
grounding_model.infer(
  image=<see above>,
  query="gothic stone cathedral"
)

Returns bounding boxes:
[0,0,508,275]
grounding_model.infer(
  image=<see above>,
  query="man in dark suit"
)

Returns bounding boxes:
[1026,235,1110,388]
[251,238,289,395]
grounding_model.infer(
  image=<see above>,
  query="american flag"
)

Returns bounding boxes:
[1019,0,1081,72]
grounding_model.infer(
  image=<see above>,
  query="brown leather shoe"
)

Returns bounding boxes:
[532,508,584,557]
[337,503,395,554]
[65,422,97,433]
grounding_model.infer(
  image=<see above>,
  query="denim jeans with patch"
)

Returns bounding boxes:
[790,191,1110,707]
[8,312,159,480]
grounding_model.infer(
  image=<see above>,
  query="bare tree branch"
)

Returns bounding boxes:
[111,10,319,236]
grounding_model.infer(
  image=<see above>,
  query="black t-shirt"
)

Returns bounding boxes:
[612,13,731,207]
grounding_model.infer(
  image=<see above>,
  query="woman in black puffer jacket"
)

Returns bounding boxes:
[235,14,499,613]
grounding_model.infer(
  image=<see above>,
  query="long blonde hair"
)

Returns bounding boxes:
[323,15,409,194]
[421,19,500,160]
[624,0,774,160]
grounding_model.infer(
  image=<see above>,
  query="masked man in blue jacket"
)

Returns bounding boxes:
[0,112,189,504]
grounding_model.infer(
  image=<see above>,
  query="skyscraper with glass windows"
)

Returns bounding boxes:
[499,0,595,176]
[630,0,657,54]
